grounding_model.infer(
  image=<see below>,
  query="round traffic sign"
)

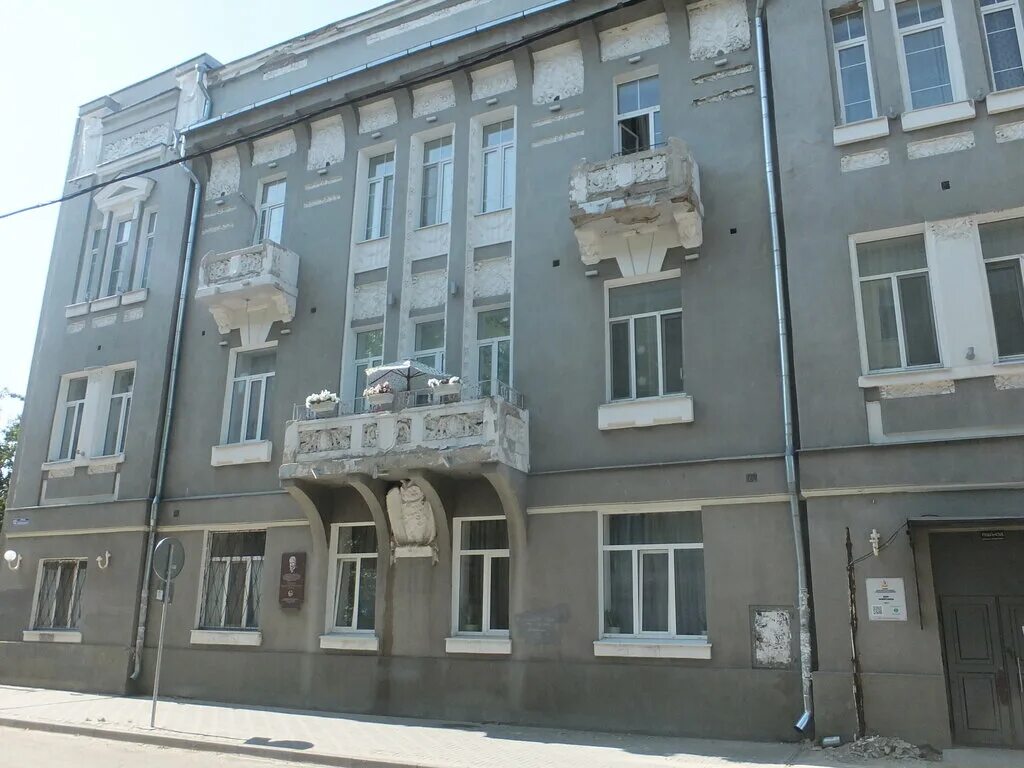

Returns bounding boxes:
[152,537,185,582]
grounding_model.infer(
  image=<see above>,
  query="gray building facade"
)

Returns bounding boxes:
[3,0,1024,751]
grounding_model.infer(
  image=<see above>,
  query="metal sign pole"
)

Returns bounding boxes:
[149,557,171,728]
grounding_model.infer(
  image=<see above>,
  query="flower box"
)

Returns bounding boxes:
[431,382,461,397]
[309,401,336,416]
[366,392,394,407]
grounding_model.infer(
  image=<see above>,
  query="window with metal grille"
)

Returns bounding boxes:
[199,531,266,630]
[33,559,87,631]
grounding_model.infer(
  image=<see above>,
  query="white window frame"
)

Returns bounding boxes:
[891,0,965,111]
[419,135,454,228]
[850,231,943,374]
[256,177,286,244]
[327,522,379,635]
[450,515,510,637]
[195,529,266,632]
[352,327,384,412]
[221,342,277,445]
[981,218,1024,360]
[75,228,105,303]
[597,510,706,641]
[476,305,512,393]
[104,217,134,297]
[53,375,88,462]
[30,558,88,632]
[135,210,158,290]
[363,152,395,241]
[980,0,1024,91]
[100,368,134,457]
[413,317,446,372]
[604,270,684,403]
[480,119,515,214]
[614,71,662,155]
[832,8,879,123]
[47,363,138,464]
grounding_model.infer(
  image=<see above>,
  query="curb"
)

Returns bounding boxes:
[0,716,437,768]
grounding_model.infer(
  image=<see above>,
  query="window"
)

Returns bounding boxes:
[101,369,133,456]
[364,152,395,240]
[56,376,88,461]
[980,0,1024,91]
[420,137,454,227]
[330,524,378,632]
[832,10,877,123]
[452,517,509,635]
[895,0,956,109]
[199,531,265,630]
[481,120,515,213]
[137,211,158,288]
[477,308,510,396]
[353,328,384,412]
[608,277,684,401]
[105,219,133,296]
[981,218,1024,359]
[227,348,275,444]
[616,75,662,154]
[601,511,706,639]
[414,319,445,371]
[74,229,104,303]
[258,179,286,243]
[856,235,940,371]
[33,559,87,631]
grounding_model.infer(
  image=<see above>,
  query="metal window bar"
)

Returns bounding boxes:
[34,559,87,630]
[199,532,266,630]
[291,381,525,421]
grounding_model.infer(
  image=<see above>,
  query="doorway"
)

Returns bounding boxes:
[932,530,1024,747]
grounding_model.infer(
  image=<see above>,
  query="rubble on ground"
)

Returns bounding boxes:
[823,735,933,762]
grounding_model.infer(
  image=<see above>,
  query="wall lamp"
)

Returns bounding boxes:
[4,550,22,571]
[96,551,112,570]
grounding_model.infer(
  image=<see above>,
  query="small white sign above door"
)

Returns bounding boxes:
[866,577,908,622]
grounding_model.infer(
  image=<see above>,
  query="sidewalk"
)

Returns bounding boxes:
[0,685,1011,768]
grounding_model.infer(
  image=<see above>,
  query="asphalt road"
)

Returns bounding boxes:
[0,726,309,767]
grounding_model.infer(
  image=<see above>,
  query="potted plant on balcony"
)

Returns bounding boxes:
[427,376,461,397]
[363,381,394,408]
[305,390,340,417]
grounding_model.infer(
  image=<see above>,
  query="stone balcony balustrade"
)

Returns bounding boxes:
[194,239,299,341]
[569,137,703,276]
[280,385,529,483]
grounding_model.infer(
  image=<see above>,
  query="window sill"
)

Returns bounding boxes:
[476,206,513,217]
[598,394,694,431]
[833,116,890,147]
[90,295,121,312]
[65,302,90,318]
[858,361,1024,389]
[593,638,711,659]
[319,633,379,652]
[414,221,450,232]
[357,235,391,245]
[121,288,148,305]
[42,454,125,473]
[900,100,975,132]
[987,85,1024,116]
[189,629,262,647]
[211,440,273,467]
[23,630,82,644]
[445,635,511,655]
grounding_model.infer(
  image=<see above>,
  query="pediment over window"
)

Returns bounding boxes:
[94,177,155,216]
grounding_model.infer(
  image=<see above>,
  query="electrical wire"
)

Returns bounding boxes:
[0,0,641,223]
[849,520,907,569]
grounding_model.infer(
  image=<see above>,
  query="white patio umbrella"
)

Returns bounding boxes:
[364,359,447,392]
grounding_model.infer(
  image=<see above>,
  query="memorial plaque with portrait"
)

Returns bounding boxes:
[279,552,306,608]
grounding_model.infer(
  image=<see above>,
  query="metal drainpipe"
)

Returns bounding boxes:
[130,73,208,681]
[755,0,814,730]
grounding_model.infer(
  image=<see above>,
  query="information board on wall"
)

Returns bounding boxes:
[865,577,907,622]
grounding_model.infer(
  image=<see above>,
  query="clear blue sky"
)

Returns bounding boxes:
[0,0,390,426]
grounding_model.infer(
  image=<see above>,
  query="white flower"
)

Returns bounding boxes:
[305,389,339,408]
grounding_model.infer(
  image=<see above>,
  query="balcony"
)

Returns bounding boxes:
[280,384,529,483]
[195,240,299,341]
[569,137,703,276]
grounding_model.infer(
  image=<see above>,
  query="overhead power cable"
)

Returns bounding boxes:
[0,0,640,223]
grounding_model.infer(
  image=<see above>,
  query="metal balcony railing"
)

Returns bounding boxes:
[291,381,525,422]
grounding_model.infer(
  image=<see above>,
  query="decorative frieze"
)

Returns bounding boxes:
[598,13,669,62]
[907,131,975,160]
[471,61,517,101]
[412,81,456,118]
[298,425,352,455]
[532,41,584,105]
[262,59,307,80]
[995,374,1024,391]
[409,272,448,310]
[252,129,297,165]
[303,194,342,209]
[840,149,890,173]
[424,411,485,440]
[352,282,387,321]
[396,418,411,445]
[362,422,378,449]
[531,130,585,148]
[693,86,754,106]
[122,307,144,322]
[358,98,398,134]
[92,314,117,329]
[307,115,345,170]
[926,217,976,241]
[66,321,86,335]
[879,380,955,399]
[207,148,241,200]
[366,0,491,44]
[46,465,76,479]
[996,120,1024,144]
[101,124,171,164]
[473,257,511,299]
[692,63,753,85]
[687,0,751,61]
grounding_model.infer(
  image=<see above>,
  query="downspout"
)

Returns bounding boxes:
[130,69,208,681]
[755,0,814,731]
